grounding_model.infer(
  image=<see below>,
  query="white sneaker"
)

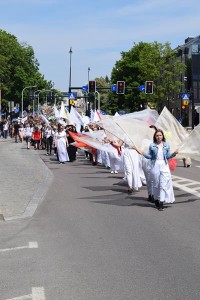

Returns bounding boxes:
[114,171,118,174]
[111,171,114,174]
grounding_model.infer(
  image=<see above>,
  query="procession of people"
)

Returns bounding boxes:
[0,104,199,212]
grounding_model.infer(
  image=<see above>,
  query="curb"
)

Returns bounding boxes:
[5,157,53,222]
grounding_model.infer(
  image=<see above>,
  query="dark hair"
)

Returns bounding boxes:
[153,129,166,143]
[58,123,63,132]
[149,125,158,131]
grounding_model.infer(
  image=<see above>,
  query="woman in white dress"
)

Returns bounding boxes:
[108,140,123,174]
[123,146,145,194]
[54,124,69,164]
[141,129,178,211]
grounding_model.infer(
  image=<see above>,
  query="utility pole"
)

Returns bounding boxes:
[68,47,73,111]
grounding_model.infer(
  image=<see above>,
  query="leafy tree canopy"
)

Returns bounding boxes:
[109,41,185,113]
[0,29,52,111]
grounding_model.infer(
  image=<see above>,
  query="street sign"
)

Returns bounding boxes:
[82,85,88,92]
[182,100,189,105]
[182,93,190,100]
[69,100,75,105]
[140,85,145,92]
[111,85,116,92]
[68,92,76,99]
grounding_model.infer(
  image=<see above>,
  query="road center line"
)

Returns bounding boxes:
[5,287,45,300]
[0,241,38,253]
[6,294,31,300]
[32,287,46,300]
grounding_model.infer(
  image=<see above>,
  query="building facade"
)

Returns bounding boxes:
[177,36,200,127]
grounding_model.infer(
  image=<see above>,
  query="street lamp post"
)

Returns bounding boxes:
[95,91,101,111]
[35,89,53,112]
[69,47,72,93]
[44,90,52,105]
[88,67,90,84]
[21,85,37,117]
[33,90,42,112]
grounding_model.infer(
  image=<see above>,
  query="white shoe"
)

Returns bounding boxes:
[114,171,118,174]
[111,171,114,174]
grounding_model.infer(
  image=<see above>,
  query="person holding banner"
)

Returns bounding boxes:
[139,129,178,211]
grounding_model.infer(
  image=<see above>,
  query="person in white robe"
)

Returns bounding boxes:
[54,124,69,164]
[108,140,123,174]
[141,129,178,211]
[123,147,145,193]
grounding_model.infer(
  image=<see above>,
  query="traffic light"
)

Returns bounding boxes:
[116,81,125,94]
[88,80,96,93]
[145,81,153,94]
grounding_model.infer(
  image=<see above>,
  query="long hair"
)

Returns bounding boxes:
[58,124,63,133]
[153,129,166,143]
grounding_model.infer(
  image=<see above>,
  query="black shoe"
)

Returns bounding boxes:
[159,202,164,211]
[128,188,133,194]
[155,200,159,209]
[148,195,154,203]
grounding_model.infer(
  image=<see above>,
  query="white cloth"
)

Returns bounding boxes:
[123,148,144,191]
[55,131,69,162]
[108,145,123,171]
[24,126,33,137]
[3,122,8,131]
[45,128,54,139]
[101,146,110,168]
[142,156,152,196]
[150,159,175,203]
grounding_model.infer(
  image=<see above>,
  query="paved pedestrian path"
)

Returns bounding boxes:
[0,137,53,221]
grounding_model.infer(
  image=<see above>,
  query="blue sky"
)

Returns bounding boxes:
[1,0,200,91]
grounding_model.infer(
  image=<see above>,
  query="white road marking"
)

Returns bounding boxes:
[32,287,46,300]
[0,242,38,253]
[6,295,31,300]
[172,175,200,198]
[5,287,45,300]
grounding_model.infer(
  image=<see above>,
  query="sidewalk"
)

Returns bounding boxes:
[0,137,53,221]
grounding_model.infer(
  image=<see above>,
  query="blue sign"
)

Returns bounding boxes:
[140,85,145,92]
[82,85,88,92]
[111,85,116,92]
[68,92,76,99]
[100,110,106,115]
[182,93,190,100]
[118,110,126,115]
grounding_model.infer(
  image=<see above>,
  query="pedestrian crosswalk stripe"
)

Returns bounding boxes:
[172,175,200,198]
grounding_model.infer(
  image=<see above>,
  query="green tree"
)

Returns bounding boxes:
[110,41,185,113]
[93,76,110,112]
[0,29,52,112]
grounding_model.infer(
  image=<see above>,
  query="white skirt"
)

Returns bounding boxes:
[123,148,144,191]
[150,160,175,203]
[57,138,69,162]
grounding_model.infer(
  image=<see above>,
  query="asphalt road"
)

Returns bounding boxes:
[0,148,200,300]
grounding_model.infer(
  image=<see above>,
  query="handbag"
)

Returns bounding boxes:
[168,157,177,171]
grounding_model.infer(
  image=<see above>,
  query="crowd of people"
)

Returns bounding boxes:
[0,113,183,212]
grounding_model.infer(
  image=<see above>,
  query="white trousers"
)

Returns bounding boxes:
[150,160,175,203]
